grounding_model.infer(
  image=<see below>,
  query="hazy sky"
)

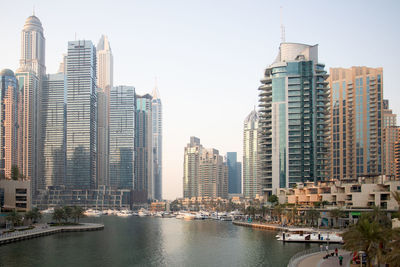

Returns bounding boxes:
[1,0,400,199]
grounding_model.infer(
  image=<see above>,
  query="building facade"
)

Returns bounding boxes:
[0,70,19,179]
[329,67,383,180]
[226,152,241,194]
[382,100,398,178]
[96,35,113,188]
[66,40,97,189]
[183,137,202,198]
[243,110,260,198]
[151,87,162,200]
[41,73,66,188]
[135,94,153,200]
[258,43,330,197]
[109,86,135,189]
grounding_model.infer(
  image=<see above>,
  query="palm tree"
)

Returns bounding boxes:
[63,206,72,223]
[306,208,320,227]
[52,207,65,224]
[6,210,22,229]
[368,206,391,228]
[71,206,85,224]
[385,229,400,266]
[342,216,390,266]
[330,208,345,228]
[273,204,283,223]
[25,207,42,224]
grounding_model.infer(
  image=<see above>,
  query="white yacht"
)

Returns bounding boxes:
[41,207,55,214]
[84,209,102,217]
[276,228,343,243]
[117,210,133,217]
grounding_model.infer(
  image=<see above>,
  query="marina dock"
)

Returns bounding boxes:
[0,223,104,245]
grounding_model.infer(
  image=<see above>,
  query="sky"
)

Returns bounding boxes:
[1,0,400,200]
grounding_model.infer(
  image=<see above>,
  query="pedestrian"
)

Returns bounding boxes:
[339,255,343,266]
[335,248,338,256]
[325,245,329,254]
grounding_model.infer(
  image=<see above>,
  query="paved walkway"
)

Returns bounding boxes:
[298,250,352,267]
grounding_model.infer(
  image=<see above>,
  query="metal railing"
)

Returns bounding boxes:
[287,244,342,267]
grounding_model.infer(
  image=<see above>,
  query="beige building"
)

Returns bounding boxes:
[183,137,228,199]
[0,179,31,212]
[278,176,400,211]
[329,67,383,180]
[382,100,398,178]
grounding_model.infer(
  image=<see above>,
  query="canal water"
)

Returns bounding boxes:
[0,216,317,266]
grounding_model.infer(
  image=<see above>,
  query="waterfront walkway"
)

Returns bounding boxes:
[0,223,104,245]
[296,249,352,267]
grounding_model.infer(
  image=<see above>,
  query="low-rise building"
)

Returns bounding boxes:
[278,176,400,211]
[0,179,31,212]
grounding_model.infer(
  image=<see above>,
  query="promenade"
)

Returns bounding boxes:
[297,249,352,267]
[0,223,104,245]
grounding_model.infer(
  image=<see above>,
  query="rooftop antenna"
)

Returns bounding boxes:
[33,5,35,16]
[280,6,286,43]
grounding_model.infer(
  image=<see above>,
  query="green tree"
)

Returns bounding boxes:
[52,207,65,223]
[342,216,390,266]
[63,206,72,223]
[385,229,400,266]
[6,210,22,229]
[330,208,345,228]
[25,207,42,224]
[11,165,20,181]
[306,208,320,227]
[71,206,85,223]
[273,204,283,223]
[268,194,279,205]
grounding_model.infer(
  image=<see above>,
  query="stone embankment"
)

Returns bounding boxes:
[0,223,104,245]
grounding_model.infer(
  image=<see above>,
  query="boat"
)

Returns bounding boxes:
[117,210,133,217]
[138,208,149,217]
[219,215,232,221]
[276,228,343,243]
[183,213,196,220]
[84,209,102,217]
[41,207,55,214]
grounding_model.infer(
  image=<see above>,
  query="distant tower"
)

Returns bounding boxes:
[109,86,135,189]
[0,69,19,179]
[382,100,398,178]
[20,14,46,77]
[135,94,153,200]
[226,152,242,194]
[243,109,260,198]
[66,40,97,189]
[151,84,162,200]
[183,137,202,198]
[97,35,113,187]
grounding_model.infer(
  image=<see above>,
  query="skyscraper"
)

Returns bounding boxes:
[66,40,97,189]
[328,67,383,180]
[382,100,398,178]
[151,86,162,200]
[183,137,228,199]
[96,35,113,187]
[135,94,153,200]
[109,86,135,189]
[0,69,19,179]
[183,137,201,198]
[226,152,241,194]
[243,110,260,198]
[20,15,46,77]
[41,73,66,188]
[258,43,330,197]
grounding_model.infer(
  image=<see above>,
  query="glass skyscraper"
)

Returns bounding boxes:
[109,86,135,189]
[258,43,330,197]
[66,40,97,189]
[41,73,66,188]
[243,109,260,198]
[226,152,241,194]
[151,87,162,200]
[0,69,19,179]
[135,94,153,199]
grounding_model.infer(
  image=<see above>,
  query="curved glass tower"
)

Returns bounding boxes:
[258,43,330,197]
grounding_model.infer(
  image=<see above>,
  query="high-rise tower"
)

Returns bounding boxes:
[243,110,260,198]
[66,40,97,189]
[96,35,113,187]
[0,69,19,179]
[328,67,383,180]
[109,86,135,189]
[226,152,241,194]
[151,86,162,200]
[258,43,330,197]
[135,94,153,200]
[382,100,398,179]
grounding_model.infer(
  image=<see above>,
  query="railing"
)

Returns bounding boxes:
[287,244,342,267]
[0,226,55,240]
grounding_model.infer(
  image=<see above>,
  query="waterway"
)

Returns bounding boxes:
[0,216,318,266]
